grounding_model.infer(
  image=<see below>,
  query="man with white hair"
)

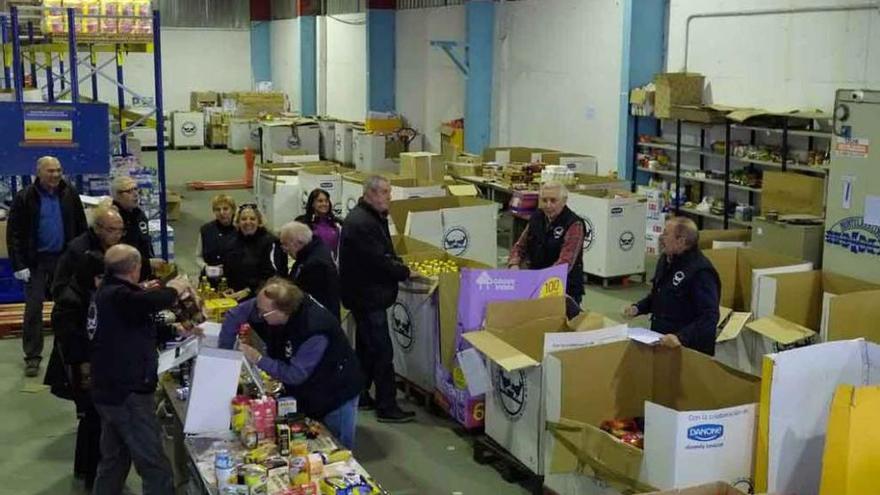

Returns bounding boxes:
[111,175,154,282]
[6,156,87,376]
[279,221,341,320]
[507,181,586,315]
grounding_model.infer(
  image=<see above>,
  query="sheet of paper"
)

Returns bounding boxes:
[457,348,491,396]
[157,336,200,374]
[543,325,629,356]
[628,327,664,345]
[198,321,222,338]
[864,195,880,227]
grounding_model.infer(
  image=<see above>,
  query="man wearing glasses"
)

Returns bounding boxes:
[111,176,156,282]
[6,156,88,377]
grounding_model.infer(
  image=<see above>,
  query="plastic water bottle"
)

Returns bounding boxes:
[215,448,235,489]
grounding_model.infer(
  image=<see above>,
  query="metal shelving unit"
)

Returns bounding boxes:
[1,6,170,259]
[633,113,831,229]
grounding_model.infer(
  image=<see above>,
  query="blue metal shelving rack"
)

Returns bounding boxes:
[0,5,170,259]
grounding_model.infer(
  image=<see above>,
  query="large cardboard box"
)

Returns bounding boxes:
[390,178,446,201]
[697,229,751,250]
[317,120,336,161]
[389,196,498,267]
[751,270,880,343]
[751,218,824,268]
[568,191,647,278]
[190,91,218,110]
[818,385,880,495]
[440,123,464,161]
[257,170,302,231]
[390,247,489,392]
[298,164,344,217]
[654,73,704,119]
[464,298,620,474]
[482,147,556,164]
[446,161,483,178]
[755,339,880,495]
[399,152,444,183]
[705,248,813,374]
[545,341,760,491]
[643,481,749,495]
[334,123,356,165]
[761,171,825,217]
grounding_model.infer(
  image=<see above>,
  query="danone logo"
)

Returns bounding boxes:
[475,271,516,292]
[583,217,595,251]
[181,121,197,137]
[495,368,527,420]
[825,216,880,256]
[444,227,469,255]
[389,302,414,351]
[687,424,724,442]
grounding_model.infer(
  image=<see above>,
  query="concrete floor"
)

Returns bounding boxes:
[1,149,652,495]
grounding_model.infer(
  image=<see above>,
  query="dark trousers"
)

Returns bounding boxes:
[353,309,398,412]
[23,253,58,363]
[75,406,102,487]
[93,392,174,495]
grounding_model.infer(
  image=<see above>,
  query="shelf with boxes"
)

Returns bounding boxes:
[631,72,832,230]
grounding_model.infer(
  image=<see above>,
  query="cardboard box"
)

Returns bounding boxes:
[705,247,814,374]
[545,340,760,491]
[390,178,446,201]
[568,191,647,278]
[665,105,728,124]
[298,164,344,217]
[755,339,880,495]
[165,192,182,222]
[446,183,479,197]
[463,297,620,474]
[751,218,824,267]
[642,481,748,495]
[365,116,402,134]
[761,171,825,217]
[389,196,498,267]
[230,91,286,118]
[654,73,705,119]
[440,123,464,161]
[698,229,751,250]
[257,170,302,231]
[399,152,444,183]
[482,147,556,164]
[190,91,219,110]
[446,161,483,177]
[272,149,321,164]
[819,385,880,495]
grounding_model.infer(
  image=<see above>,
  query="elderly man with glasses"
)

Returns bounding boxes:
[111,176,156,282]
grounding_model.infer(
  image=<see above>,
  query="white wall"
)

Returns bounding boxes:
[668,0,880,111]
[270,19,301,113]
[92,28,252,112]
[323,14,367,122]
[493,0,624,174]
[396,6,466,152]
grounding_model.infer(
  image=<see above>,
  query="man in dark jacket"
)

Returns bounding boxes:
[44,205,124,489]
[339,176,421,423]
[89,244,187,494]
[218,277,365,448]
[625,217,721,356]
[279,221,341,321]
[111,175,155,282]
[508,181,585,317]
[6,156,88,376]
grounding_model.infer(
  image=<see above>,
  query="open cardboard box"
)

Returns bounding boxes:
[705,248,813,374]
[698,229,751,250]
[545,340,760,491]
[463,297,619,474]
[751,270,880,343]
[755,339,880,495]
[642,481,753,494]
[389,196,498,267]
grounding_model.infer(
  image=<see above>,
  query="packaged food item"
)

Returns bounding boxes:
[231,395,250,433]
[81,0,100,34]
[600,417,645,449]
[133,0,151,34]
[264,456,290,493]
[276,423,290,456]
[242,463,268,487]
[406,259,459,277]
[117,0,135,34]
[277,397,298,417]
[285,481,320,495]
[306,453,324,479]
[100,0,119,34]
[42,0,65,35]
[288,456,309,486]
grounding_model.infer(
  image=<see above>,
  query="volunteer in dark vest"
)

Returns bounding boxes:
[111,176,157,282]
[221,204,286,299]
[507,181,586,317]
[196,194,237,281]
[217,277,364,449]
[89,244,189,494]
[624,217,721,355]
[278,221,341,321]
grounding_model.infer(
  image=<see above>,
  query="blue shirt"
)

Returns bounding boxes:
[37,185,64,253]
[218,298,329,386]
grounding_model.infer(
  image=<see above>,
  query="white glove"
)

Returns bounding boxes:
[14,268,30,283]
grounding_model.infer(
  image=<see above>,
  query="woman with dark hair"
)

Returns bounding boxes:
[296,188,342,263]
[222,204,287,299]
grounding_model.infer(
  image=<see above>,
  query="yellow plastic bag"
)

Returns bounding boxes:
[819,385,880,495]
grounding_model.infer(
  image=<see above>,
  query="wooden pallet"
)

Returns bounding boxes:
[0,302,53,338]
[472,434,545,495]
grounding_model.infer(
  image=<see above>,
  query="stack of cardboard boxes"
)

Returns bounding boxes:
[205,111,230,148]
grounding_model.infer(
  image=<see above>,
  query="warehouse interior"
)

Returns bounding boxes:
[1,1,879,495]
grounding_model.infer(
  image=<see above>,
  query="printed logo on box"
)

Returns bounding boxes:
[181,121,198,137]
[319,181,335,189]
[475,271,517,292]
[825,216,880,256]
[611,206,625,217]
[390,302,414,352]
[495,368,527,420]
[687,424,724,442]
[619,231,635,251]
[444,226,470,256]
[583,217,595,251]
[346,197,357,213]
